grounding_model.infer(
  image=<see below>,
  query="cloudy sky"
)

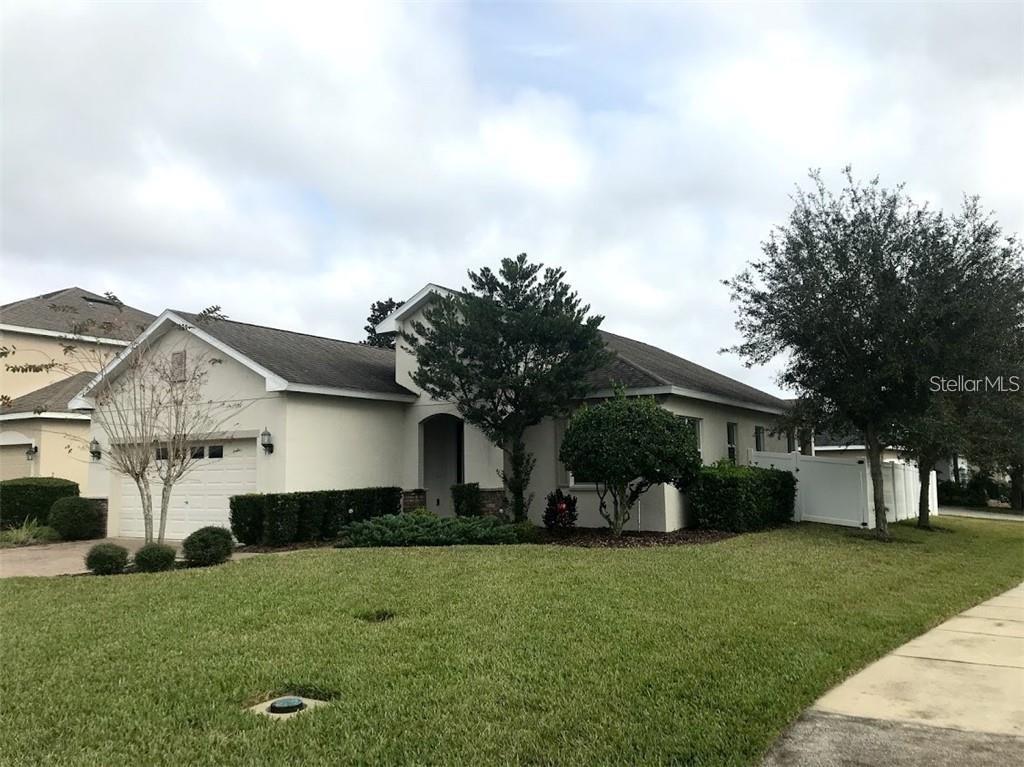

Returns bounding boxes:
[2,1,1021,395]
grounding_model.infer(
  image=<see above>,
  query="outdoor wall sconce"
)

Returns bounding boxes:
[260,428,274,454]
[25,445,38,461]
[90,438,102,462]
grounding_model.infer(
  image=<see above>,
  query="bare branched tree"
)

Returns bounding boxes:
[6,299,247,542]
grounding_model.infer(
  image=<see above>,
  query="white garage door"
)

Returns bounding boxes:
[119,440,257,539]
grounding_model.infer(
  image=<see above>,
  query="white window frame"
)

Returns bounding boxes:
[726,422,738,463]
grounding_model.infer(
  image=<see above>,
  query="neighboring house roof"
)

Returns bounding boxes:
[813,431,865,450]
[0,287,155,343]
[0,372,94,421]
[173,312,416,399]
[590,331,786,411]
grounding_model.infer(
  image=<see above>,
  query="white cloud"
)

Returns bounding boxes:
[2,0,1020,398]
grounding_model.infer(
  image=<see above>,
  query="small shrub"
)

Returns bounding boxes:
[182,526,233,567]
[511,521,542,543]
[134,542,177,573]
[86,542,129,575]
[48,497,104,540]
[689,465,796,533]
[341,513,521,548]
[0,519,60,548]
[229,494,265,545]
[542,489,578,530]
[0,477,78,528]
[451,483,483,517]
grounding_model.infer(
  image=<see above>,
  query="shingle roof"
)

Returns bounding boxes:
[175,313,415,398]
[0,372,95,415]
[813,431,863,448]
[0,287,155,341]
[589,331,786,410]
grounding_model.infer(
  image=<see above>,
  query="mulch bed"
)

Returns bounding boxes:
[236,540,337,554]
[535,528,735,548]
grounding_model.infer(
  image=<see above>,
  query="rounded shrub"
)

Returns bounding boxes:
[133,542,177,573]
[85,542,129,575]
[49,497,104,540]
[182,526,234,567]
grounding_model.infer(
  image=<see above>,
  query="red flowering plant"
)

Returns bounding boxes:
[542,488,578,531]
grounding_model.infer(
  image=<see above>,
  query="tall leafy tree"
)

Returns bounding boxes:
[403,254,610,521]
[726,168,930,537]
[893,199,1023,527]
[363,298,404,349]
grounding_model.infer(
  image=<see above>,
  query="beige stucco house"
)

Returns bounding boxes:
[0,288,153,485]
[77,284,790,539]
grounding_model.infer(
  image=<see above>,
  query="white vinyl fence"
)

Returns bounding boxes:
[749,449,938,529]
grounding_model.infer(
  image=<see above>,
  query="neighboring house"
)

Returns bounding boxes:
[811,432,905,464]
[77,284,789,539]
[0,288,154,485]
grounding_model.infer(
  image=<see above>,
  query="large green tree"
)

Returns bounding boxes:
[726,168,931,537]
[559,393,701,536]
[893,199,1023,527]
[403,254,610,521]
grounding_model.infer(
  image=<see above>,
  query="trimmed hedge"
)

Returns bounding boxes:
[689,465,796,533]
[229,487,402,546]
[182,526,233,567]
[339,511,529,548]
[451,482,482,517]
[48,497,105,540]
[0,477,79,528]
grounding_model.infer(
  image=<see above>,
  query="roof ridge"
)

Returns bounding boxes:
[171,310,394,355]
[0,286,84,311]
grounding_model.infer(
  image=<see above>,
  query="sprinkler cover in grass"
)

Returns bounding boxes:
[268,696,306,714]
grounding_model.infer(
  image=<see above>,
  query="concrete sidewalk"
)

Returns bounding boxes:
[762,583,1024,766]
[938,506,1024,522]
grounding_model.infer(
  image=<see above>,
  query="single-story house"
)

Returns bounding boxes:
[811,432,905,465]
[74,284,791,539]
[0,288,153,485]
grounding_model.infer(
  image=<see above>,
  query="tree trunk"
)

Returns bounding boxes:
[864,425,889,538]
[1010,464,1024,511]
[157,480,174,544]
[136,478,153,544]
[503,437,535,522]
[952,453,962,486]
[916,455,935,529]
[608,485,628,537]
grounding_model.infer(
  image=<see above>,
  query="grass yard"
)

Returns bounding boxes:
[1,518,1021,766]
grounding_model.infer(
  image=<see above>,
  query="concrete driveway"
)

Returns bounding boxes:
[0,538,179,577]
[762,583,1024,766]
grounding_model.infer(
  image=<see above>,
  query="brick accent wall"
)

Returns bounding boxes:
[86,497,109,537]
[401,489,426,513]
[479,488,507,518]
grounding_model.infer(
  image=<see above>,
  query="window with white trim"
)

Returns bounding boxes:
[726,422,738,463]
[755,426,765,452]
[170,350,186,383]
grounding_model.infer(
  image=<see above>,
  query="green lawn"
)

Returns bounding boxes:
[1,519,1021,766]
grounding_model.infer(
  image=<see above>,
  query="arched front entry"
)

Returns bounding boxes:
[420,413,465,516]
